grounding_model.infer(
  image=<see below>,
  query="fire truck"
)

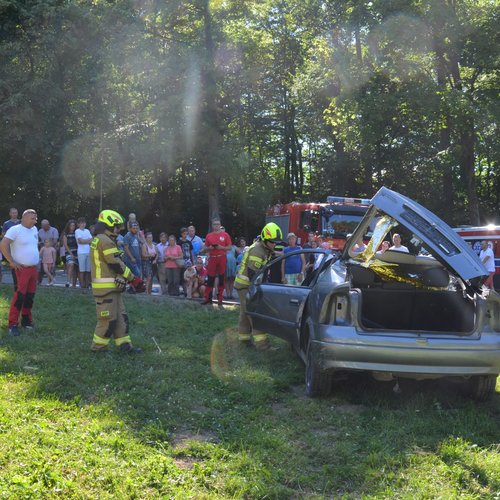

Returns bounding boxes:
[265,196,371,250]
[453,225,500,290]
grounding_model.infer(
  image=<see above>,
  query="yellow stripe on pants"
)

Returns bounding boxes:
[237,288,267,343]
[91,293,129,351]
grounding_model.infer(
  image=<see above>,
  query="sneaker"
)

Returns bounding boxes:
[8,326,20,337]
[65,282,70,288]
[201,300,213,306]
[21,317,34,331]
[118,343,142,354]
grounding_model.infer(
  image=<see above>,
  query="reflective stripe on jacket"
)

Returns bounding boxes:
[90,233,133,296]
[234,240,273,289]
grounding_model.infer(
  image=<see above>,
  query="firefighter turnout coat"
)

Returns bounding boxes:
[90,232,134,351]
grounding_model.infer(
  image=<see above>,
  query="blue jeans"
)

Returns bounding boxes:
[125,259,142,278]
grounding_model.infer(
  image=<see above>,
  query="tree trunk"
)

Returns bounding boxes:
[201,0,222,224]
[459,116,480,224]
[433,33,454,220]
[355,26,362,65]
[282,86,291,200]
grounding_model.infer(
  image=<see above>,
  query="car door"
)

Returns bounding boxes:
[246,249,326,345]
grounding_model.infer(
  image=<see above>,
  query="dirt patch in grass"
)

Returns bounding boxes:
[172,430,218,448]
[173,457,197,470]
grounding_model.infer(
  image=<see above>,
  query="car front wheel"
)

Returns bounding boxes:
[470,375,497,402]
[305,339,331,397]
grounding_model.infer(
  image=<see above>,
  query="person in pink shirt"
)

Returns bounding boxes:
[163,234,182,296]
[39,239,57,285]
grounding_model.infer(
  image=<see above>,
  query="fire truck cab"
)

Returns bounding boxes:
[453,225,500,290]
[265,196,371,250]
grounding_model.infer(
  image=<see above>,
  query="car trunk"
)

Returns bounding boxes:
[359,288,475,333]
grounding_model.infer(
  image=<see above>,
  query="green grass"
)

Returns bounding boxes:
[0,285,499,498]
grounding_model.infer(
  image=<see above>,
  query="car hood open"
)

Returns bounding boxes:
[343,187,488,287]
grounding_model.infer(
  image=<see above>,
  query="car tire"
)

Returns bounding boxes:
[305,339,331,397]
[470,375,497,402]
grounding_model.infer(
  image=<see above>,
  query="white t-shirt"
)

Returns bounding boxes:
[389,245,409,253]
[480,247,495,273]
[75,228,92,255]
[5,224,39,266]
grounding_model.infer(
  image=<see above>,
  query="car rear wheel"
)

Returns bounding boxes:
[470,375,497,402]
[305,339,331,397]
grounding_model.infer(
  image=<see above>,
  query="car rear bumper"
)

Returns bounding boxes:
[315,326,500,377]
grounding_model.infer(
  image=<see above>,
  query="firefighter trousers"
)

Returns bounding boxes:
[236,288,267,345]
[91,292,131,351]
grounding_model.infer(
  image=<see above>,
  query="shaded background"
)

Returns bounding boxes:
[1,0,499,238]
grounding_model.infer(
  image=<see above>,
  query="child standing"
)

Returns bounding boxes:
[75,217,92,288]
[40,239,57,285]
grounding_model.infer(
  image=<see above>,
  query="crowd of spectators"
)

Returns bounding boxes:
[0,208,248,300]
[3,208,495,297]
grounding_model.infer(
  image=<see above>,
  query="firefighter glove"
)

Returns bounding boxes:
[115,276,127,292]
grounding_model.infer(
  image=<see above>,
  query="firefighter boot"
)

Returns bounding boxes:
[119,342,142,354]
[238,332,253,347]
[254,333,272,352]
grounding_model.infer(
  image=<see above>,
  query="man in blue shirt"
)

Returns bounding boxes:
[187,225,204,259]
[2,208,20,236]
[123,222,142,277]
[2,208,20,288]
[281,232,306,286]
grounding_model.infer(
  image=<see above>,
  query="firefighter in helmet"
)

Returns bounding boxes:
[90,209,145,353]
[234,222,283,351]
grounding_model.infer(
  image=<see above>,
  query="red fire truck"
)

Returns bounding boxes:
[265,196,371,250]
[454,225,500,289]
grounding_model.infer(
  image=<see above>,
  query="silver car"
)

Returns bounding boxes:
[246,187,500,400]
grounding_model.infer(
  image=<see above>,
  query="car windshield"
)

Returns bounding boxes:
[323,213,378,238]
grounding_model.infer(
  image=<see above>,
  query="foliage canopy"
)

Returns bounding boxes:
[0,0,498,235]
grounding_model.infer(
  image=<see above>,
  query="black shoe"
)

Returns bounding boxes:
[201,300,213,305]
[119,343,142,354]
[21,317,34,331]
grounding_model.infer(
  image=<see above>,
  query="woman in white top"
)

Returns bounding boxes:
[141,232,158,295]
